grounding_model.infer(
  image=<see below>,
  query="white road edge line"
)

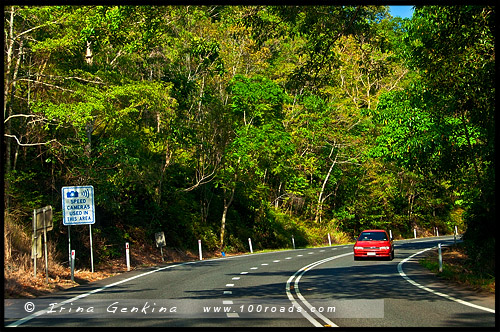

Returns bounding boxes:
[286,252,353,327]
[397,246,495,314]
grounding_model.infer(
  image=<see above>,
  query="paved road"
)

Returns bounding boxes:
[4,236,495,328]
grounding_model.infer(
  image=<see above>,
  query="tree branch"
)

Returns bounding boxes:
[16,78,76,92]
[4,113,43,123]
[4,134,56,147]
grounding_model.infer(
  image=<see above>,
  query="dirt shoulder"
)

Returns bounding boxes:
[418,244,495,295]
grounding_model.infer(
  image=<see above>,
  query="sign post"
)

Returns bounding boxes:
[43,214,48,283]
[33,209,37,278]
[68,225,71,268]
[89,225,94,273]
[62,186,96,273]
[32,206,53,281]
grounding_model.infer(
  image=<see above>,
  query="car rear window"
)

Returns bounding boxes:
[358,232,388,241]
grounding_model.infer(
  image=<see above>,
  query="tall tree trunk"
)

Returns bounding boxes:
[4,7,20,211]
[220,187,235,249]
[315,145,338,223]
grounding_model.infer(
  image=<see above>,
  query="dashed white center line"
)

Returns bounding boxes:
[232,277,240,280]
[240,271,248,274]
[226,284,234,287]
[320,250,325,252]
[285,257,292,260]
[250,267,258,270]
[224,291,232,294]
[297,254,303,257]
[223,300,233,304]
[227,313,239,318]
[273,260,280,262]
[261,263,269,266]
[308,252,314,254]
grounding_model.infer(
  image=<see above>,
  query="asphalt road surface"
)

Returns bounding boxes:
[4,236,495,328]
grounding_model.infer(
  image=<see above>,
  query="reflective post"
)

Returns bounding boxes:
[125,242,130,271]
[71,250,75,282]
[438,243,443,272]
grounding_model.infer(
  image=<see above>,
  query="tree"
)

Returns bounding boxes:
[374,6,495,271]
[216,75,290,248]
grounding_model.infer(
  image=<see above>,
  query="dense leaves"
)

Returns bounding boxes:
[373,6,494,272]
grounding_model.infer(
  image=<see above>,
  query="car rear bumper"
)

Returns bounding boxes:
[353,250,392,258]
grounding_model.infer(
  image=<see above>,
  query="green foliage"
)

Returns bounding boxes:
[373,5,494,268]
[4,5,492,266]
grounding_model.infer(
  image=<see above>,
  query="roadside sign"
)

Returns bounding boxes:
[31,234,42,259]
[34,206,53,232]
[155,232,166,261]
[155,232,166,248]
[62,186,95,225]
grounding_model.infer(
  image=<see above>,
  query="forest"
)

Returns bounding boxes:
[3,6,495,275]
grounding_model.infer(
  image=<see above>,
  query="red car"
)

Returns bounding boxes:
[353,230,394,261]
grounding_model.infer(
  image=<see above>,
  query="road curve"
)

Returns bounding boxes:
[4,236,495,328]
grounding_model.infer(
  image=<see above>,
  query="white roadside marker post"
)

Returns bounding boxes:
[198,240,202,260]
[438,243,443,272]
[414,228,417,239]
[125,242,130,271]
[71,250,75,282]
[292,235,295,249]
[327,233,331,246]
[248,238,253,253]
